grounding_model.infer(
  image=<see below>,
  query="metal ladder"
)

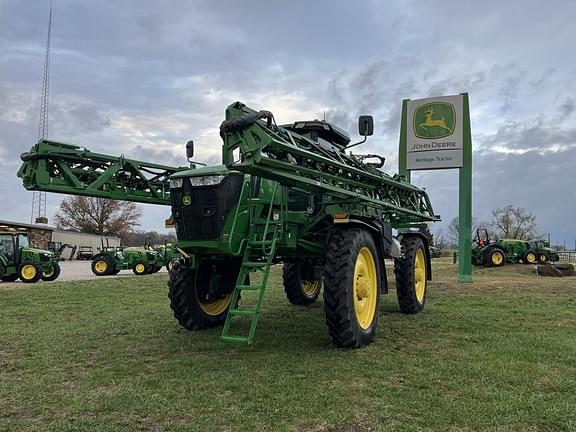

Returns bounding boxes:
[220,184,283,344]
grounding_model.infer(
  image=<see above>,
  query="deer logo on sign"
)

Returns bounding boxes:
[413,102,455,139]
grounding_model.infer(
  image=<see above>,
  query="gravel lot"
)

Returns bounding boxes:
[0,260,168,287]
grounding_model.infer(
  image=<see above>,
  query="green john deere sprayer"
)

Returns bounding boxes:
[18,101,439,348]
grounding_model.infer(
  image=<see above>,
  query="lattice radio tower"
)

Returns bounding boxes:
[31,2,53,224]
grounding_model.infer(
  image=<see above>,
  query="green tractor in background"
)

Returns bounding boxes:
[0,232,61,283]
[527,239,560,263]
[472,229,559,267]
[90,239,159,276]
[148,241,181,271]
[429,245,442,258]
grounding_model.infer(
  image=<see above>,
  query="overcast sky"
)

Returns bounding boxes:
[1,0,575,247]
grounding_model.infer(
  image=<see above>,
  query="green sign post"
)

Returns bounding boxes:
[399,93,473,283]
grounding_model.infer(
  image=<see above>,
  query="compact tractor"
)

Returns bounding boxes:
[0,231,61,283]
[18,102,439,347]
[147,241,180,271]
[472,229,559,267]
[90,239,159,276]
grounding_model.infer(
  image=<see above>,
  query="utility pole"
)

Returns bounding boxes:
[31,1,53,224]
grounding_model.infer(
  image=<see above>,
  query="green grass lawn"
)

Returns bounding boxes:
[1,260,575,431]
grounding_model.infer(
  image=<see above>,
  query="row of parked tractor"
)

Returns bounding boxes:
[471,229,560,267]
[90,240,180,276]
[0,230,180,284]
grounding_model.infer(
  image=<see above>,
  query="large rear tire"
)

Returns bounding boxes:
[282,261,322,305]
[485,247,506,267]
[41,262,61,281]
[91,255,114,276]
[168,259,242,330]
[394,236,428,314]
[522,250,538,265]
[323,229,381,348]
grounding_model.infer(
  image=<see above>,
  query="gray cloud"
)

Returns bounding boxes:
[559,97,575,120]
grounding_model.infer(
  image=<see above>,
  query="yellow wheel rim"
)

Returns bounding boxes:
[540,255,547,262]
[301,280,320,297]
[94,260,108,273]
[199,294,232,316]
[353,247,378,330]
[526,253,536,263]
[492,251,504,265]
[168,261,175,270]
[43,267,54,278]
[415,249,426,303]
[135,263,146,274]
[21,264,37,280]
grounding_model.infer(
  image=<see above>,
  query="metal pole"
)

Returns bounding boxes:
[398,99,410,183]
[457,93,473,283]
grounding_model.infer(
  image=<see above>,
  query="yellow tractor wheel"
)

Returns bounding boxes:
[324,229,381,348]
[282,261,322,305]
[19,262,42,283]
[132,261,149,275]
[394,236,429,313]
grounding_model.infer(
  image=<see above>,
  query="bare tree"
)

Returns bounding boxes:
[446,217,488,245]
[432,227,449,249]
[54,197,142,242]
[491,205,537,240]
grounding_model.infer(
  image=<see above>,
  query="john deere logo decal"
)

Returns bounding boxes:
[182,195,192,206]
[413,102,455,139]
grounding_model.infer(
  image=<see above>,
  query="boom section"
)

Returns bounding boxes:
[220,102,439,226]
[18,140,187,205]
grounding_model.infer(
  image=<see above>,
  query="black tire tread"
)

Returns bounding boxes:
[394,236,426,314]
[323,228,380,348]
[283,262,321,305]
[19,261,43,283]
[41,262,61,281]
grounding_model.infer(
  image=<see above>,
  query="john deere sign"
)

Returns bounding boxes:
[406,95,463,170]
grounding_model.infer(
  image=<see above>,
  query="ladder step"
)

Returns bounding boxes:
[243,261,267,268]
[236,284,263,291]
[229,308,258,316]
[247,198,272,204]
[220,335,251,343]
[248,240,274,246]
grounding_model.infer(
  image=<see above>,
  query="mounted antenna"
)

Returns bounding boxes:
[31,1,53,224]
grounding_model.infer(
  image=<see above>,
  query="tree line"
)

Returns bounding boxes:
[54,196,175,246]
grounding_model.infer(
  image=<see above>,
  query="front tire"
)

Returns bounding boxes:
[537,253,548,264]
[41,262,61,281]
[168,259,241,330]
[19,261,42,283]
[132,260,148,275]
[283,261,322,305]
[394,236,428,314]
[323,229,381,348]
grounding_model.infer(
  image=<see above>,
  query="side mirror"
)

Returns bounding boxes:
[358,115,374,136]
[186,140,194,159]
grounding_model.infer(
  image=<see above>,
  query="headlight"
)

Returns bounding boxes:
[170,178,183,189]
[189,175,226,187]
